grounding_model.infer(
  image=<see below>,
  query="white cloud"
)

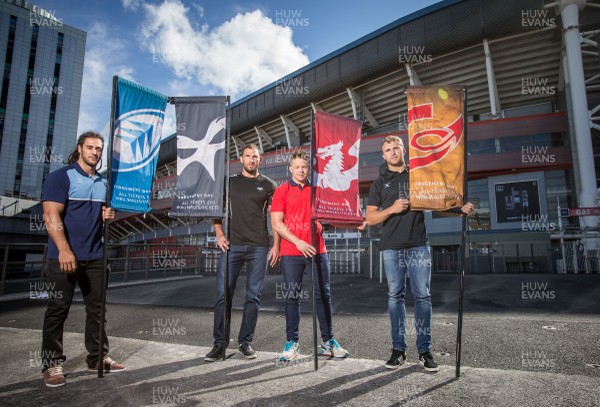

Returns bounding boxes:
[77,23,136,171]
[121,0,142,11]
[138,0,309,100]
[77,22,136,135]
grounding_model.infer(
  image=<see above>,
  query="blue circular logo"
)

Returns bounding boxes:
[113,109,164,172]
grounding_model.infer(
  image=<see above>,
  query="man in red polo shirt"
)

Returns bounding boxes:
[270,149,364,361]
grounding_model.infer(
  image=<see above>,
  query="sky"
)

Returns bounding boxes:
[29,0,442,140]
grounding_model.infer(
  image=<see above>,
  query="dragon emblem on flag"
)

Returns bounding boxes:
[314,139,360,191]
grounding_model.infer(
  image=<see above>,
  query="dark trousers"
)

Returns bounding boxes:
[212,245,269,346]
[281,254,333,343]
[41,259,109,371]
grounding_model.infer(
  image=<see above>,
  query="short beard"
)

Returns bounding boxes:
[243,166,258,175]
[82,156,99,169]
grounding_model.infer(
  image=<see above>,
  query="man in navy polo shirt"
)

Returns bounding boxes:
[40,132,125,387]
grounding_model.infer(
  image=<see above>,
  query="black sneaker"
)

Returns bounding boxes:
[418,351,439,372]
[238,343,257,359]
[385,349,406,369]
[204,344,226,362]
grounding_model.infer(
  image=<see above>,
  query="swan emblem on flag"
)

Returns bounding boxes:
[315,139,359,191]
[177,117,226,181]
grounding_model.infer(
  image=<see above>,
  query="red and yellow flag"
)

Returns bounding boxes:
[406,86,465,211]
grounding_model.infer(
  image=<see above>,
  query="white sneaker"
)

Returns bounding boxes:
[319,338,349,358]
[279,340,300,361]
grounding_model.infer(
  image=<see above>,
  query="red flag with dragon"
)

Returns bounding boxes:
[311,111,363,223]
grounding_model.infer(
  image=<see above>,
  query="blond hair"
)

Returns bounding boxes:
[288,149,308,166]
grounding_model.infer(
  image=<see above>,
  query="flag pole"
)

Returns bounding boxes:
[98,75,118,378]
[222,96,231,361]
[309,110,318,371]
[455,85,469,378]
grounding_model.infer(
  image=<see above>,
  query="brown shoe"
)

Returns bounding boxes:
[43,366,65,387]
[88,356,126,373]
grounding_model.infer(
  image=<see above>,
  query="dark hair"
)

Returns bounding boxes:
[67,131,104,165]
[242,144,261,156]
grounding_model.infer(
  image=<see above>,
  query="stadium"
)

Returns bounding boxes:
[106,0,600,278]
[2,0,600,292]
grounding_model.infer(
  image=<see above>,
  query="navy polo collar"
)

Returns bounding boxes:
[289,178,311,190]
[73,162,101,180]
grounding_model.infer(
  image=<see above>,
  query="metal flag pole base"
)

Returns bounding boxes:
[98,75,118,378]
[455,214,467,378]
[455,85,469,379]
[222,96,231,362]
[312,253,318,371]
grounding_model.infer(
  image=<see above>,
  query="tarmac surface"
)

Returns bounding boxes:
[1,273,599,406]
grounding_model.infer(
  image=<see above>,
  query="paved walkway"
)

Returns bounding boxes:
[0,273,599,406]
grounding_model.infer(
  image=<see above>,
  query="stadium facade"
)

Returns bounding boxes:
[7,0,600,276]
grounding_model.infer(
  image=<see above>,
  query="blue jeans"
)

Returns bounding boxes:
[213,245,269,346]
[280,254,333,343]
[383,246,432,353]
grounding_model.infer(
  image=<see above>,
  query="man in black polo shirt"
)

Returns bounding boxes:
[205,144,278,361]
[366,135,474,372]
[41,132,125,387]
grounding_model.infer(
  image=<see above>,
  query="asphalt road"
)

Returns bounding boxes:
[1,273,599,406]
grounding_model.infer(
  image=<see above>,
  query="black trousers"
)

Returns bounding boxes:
[41,259,109,371]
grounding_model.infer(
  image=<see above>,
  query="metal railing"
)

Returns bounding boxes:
[0,243,48,296]
[0,243,221,296]
[552,235,600,274]
[4,236,597,295]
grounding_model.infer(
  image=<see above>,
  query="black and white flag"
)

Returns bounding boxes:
[169,96,227,218]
